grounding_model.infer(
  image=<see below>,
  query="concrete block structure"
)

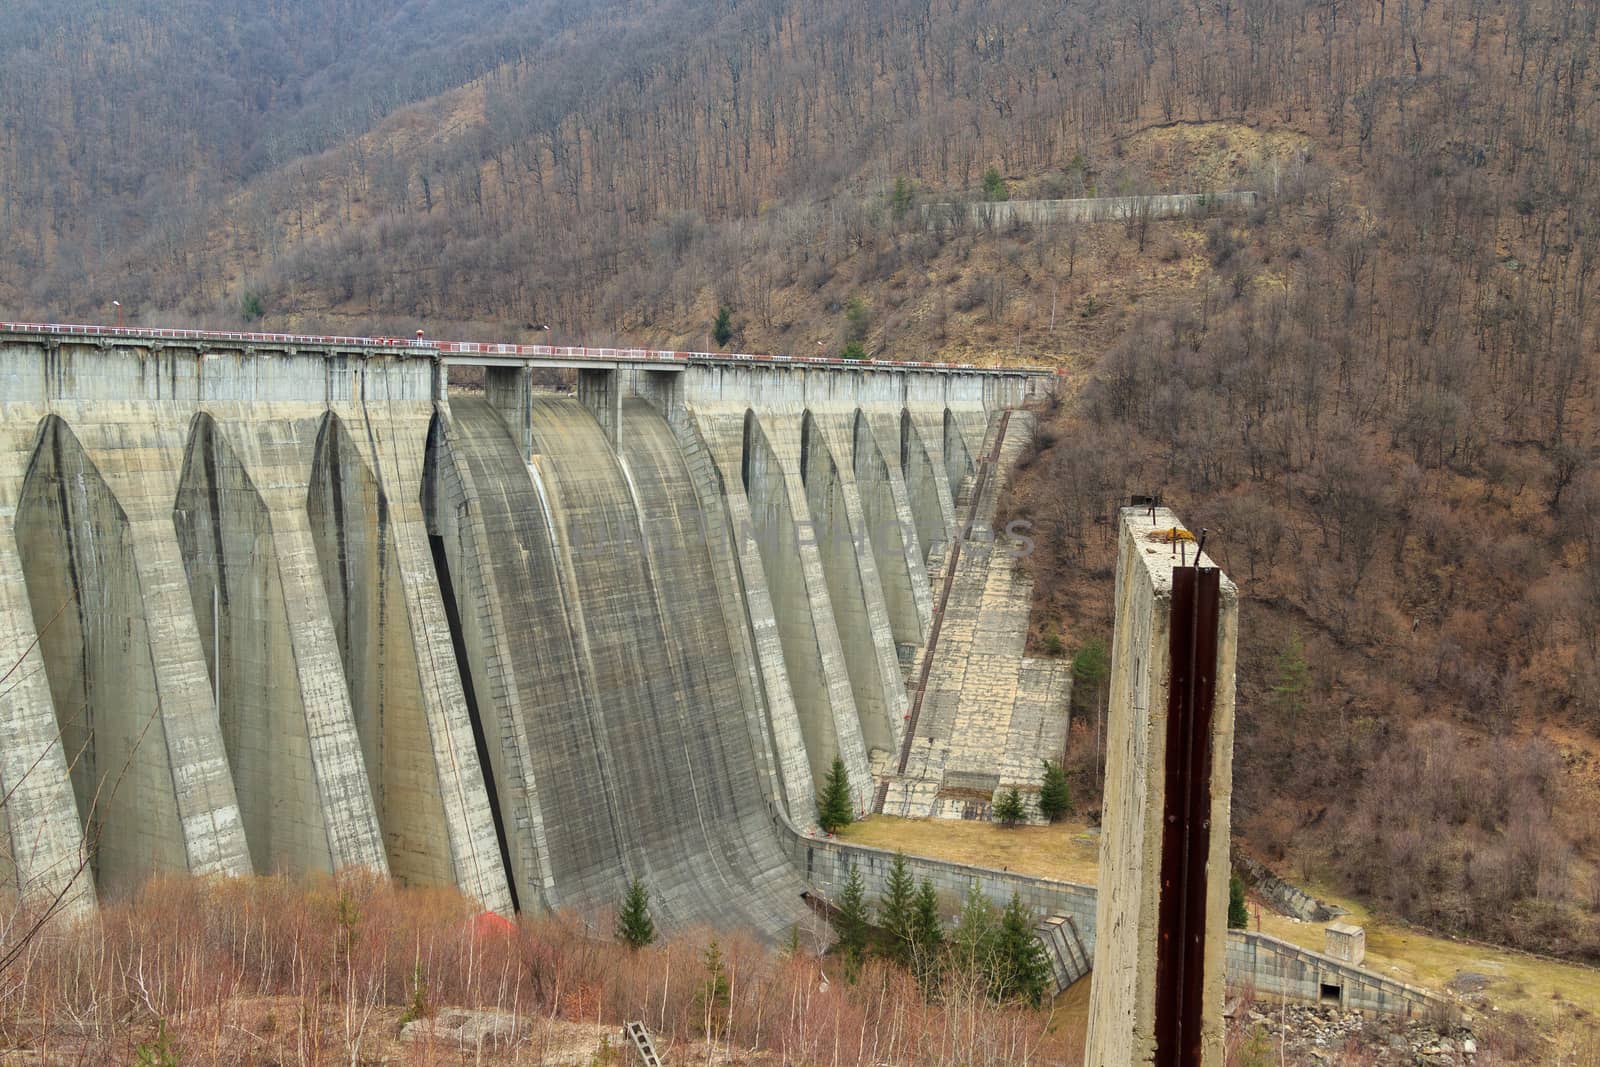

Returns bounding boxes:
[1325,922,1366,965]
[1086,506,1239,1067]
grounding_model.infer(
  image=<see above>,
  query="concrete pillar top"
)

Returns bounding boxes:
[1117,505,1236,600]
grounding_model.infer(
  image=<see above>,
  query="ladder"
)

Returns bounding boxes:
[623,1020,664,1066]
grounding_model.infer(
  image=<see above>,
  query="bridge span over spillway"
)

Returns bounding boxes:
[0,322,1049,932]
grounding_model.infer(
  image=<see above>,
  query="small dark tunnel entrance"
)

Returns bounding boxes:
[428,532,520,913]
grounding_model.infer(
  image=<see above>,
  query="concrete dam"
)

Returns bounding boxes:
[0,324,1058,936]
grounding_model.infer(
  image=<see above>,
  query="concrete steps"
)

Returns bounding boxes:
[1036,913,1093,992]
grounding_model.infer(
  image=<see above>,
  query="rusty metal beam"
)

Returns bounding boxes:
[1154,563,1222,1066]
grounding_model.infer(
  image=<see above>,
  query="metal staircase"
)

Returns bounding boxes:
[623,1020,664,1066]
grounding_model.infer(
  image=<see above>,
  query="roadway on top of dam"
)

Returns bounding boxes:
[0,322,1056,378]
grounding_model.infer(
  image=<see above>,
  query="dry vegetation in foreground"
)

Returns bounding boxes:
[6,867,1588,1066]
[0,873,1083,1066]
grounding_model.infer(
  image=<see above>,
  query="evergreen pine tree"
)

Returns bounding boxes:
[1229,873,1250,930]
[833,864,869,967]
[615,877,656,949]
[981,166,1010,202]
[1037,760,1071,822]
[713,306,733,347]
[817,755,855,832]
[698,938,731,1037]
[948,882,997,978]
[878,852,917,966]
[890,177,915,220]
[910,878,944,984]
[1071,638,1109,691]
[1272,634,1311,727]
[993,892,1050,1006]
[993,787,1027,827]
[1073,638,1111,789]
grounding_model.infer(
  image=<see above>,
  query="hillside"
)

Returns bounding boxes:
[1,0,1597,974]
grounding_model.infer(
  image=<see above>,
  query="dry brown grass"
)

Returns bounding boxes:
[836,816,1102,887]
[0,873,1085,1065]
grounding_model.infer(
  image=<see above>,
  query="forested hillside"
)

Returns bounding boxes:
[2,0,1598,965]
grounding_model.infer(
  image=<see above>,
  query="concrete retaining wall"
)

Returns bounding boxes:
[776,811,1100,937]
[923,191,1260,230]
[781,815,1438,1015]
[1227,932,1435,1016]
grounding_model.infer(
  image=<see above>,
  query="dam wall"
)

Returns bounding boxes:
[0,336,513,914]
[0,327,1040,931]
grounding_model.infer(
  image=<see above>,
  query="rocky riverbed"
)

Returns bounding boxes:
[1232,1003,1478,1065]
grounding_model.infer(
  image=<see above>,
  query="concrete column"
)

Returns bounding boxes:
[174,413,387,876]
[484,366,533,462]
[1086,507,1238,1067]
[577,367,622,451]
[0,406,95,913]
[16,416,251,893]
[900,409,956,564]
[800,412,908,760]
[309,407,512,912]
[18,401,251,888]
[942,408,980,510]
[685,409,818,827]
[740,411,873,809]
[654,402,802,818]
[854,410,933,650]
[423,410,558,913]
[364,399,514,914]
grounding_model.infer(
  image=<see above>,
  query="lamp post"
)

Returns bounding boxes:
[112,301,123,328]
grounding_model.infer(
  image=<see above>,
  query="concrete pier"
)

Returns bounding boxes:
[740,410,873,808]
[17,416,192,891]
[1086,506,1238,1067]
[900,409,957,565]
[799,412,908,760]
[851,409,932,656]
